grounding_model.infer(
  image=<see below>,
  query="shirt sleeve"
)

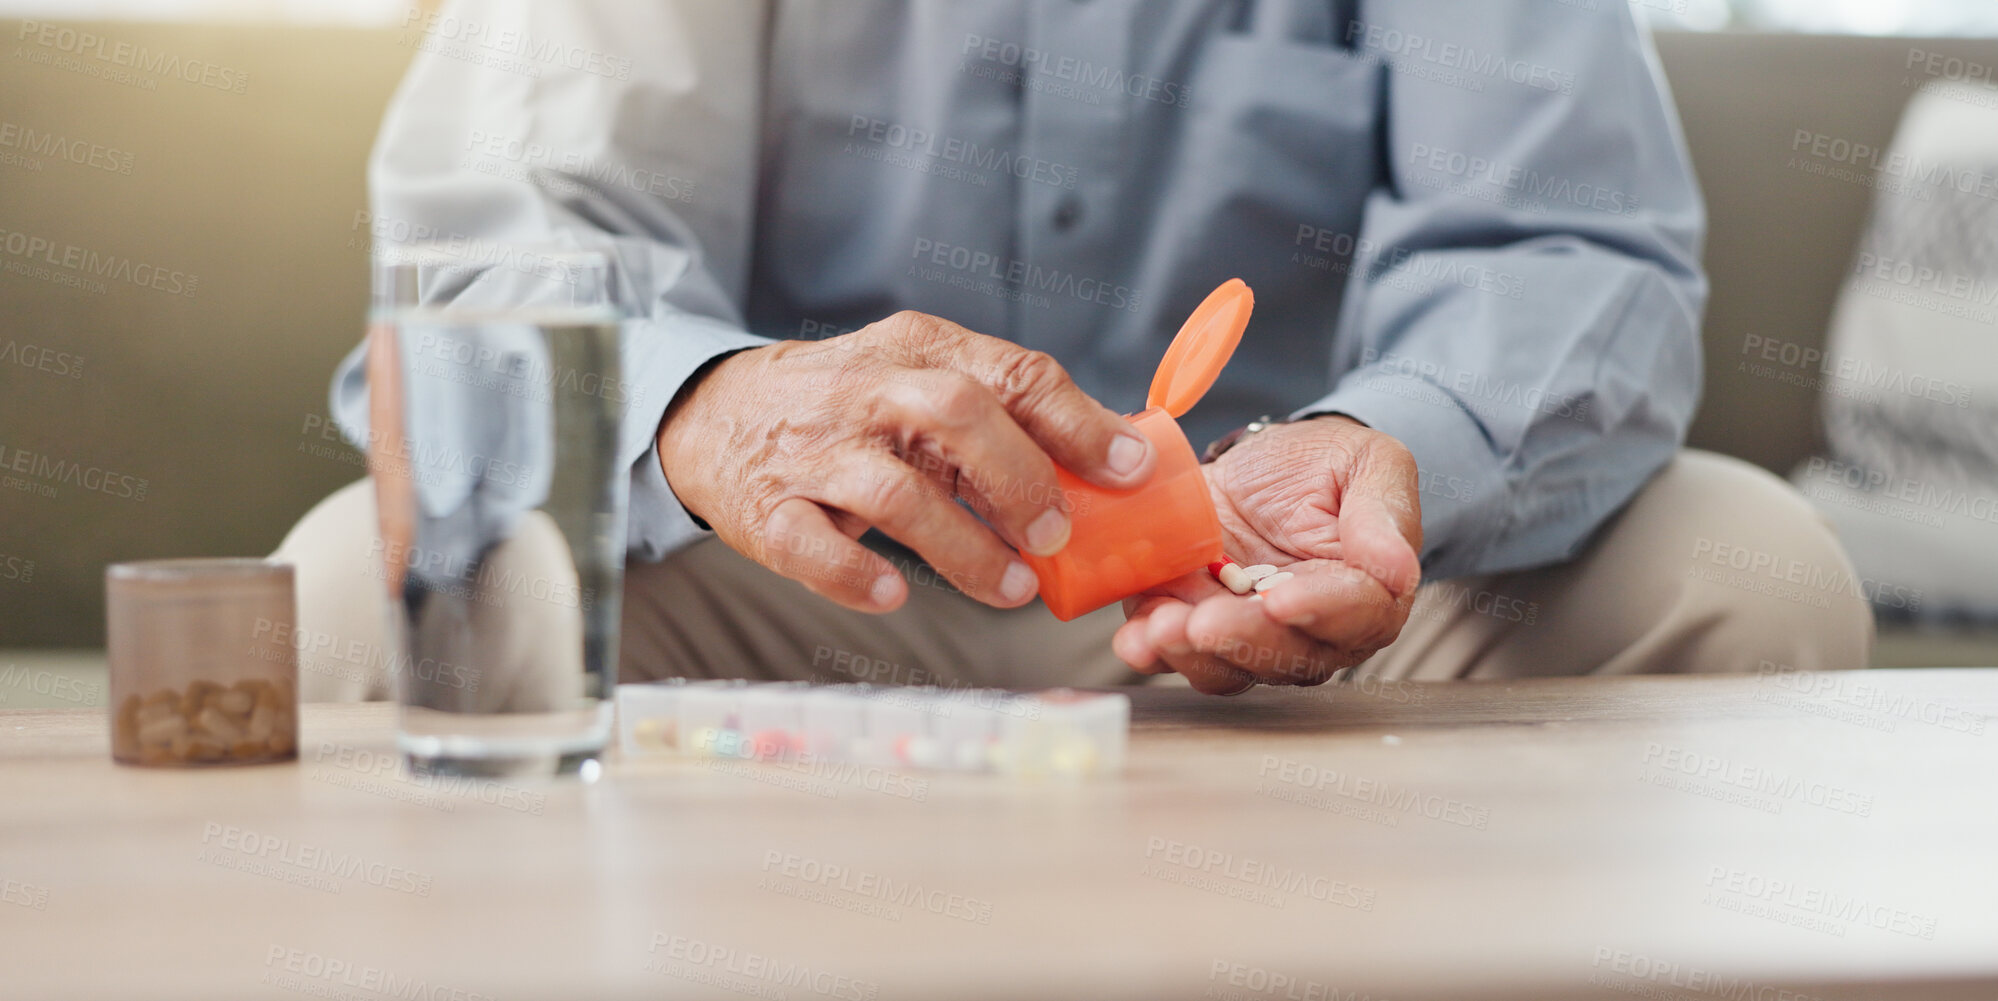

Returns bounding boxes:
[330,0,773,563]
[1302,0,1708,580]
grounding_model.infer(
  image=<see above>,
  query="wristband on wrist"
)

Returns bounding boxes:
[1200,415,1279,463]
[1200,411,1367,463]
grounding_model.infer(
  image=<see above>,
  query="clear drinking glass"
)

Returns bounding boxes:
[366,242,627,777]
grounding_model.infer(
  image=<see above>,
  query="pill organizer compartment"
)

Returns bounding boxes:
[615,682,1129,777]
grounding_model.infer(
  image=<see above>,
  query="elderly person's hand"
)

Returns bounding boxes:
[1113,415,1423,694]
[657,311,1156,612]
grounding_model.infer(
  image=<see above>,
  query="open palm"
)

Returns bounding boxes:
[1113,416,1424,694]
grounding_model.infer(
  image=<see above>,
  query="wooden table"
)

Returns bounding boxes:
[4,670,1996,1001]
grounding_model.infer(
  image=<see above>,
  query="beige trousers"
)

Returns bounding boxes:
[273,450,1874,701]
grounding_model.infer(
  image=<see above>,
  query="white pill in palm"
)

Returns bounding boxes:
[1218,563,1255,594]
[1253,571,1294,593]
[1242,564,1280,581]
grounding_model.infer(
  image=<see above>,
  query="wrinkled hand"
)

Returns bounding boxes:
[1113,416,1423,694]
[657,311,1157,612]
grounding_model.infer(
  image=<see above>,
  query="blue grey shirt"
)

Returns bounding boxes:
[336,0,1707,580]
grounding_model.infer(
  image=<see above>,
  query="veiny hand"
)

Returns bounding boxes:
[1113,415,1423,694]
[657,311,1157,612]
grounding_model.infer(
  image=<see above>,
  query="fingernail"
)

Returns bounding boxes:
[1000,561,1038,603]
[1025,508,1070,556]
[870,574,901,608]
[1107,433,1149,478]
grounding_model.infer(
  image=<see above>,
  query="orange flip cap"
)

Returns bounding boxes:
[1147,278,1253,417]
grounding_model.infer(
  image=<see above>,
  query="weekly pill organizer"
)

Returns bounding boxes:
[615,681,1129,777]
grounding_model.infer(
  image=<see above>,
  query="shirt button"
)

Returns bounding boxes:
[1052,195,1084,232]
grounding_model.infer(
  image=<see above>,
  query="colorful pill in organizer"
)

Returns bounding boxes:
[615,681,1129,777]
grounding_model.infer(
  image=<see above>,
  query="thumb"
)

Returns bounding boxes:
[1337,436,1423,600]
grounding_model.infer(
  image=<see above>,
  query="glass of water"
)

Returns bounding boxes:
[366,242,627,778]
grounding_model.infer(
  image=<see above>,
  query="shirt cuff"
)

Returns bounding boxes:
[1295,368,1508,579]
[621,313,773,563]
